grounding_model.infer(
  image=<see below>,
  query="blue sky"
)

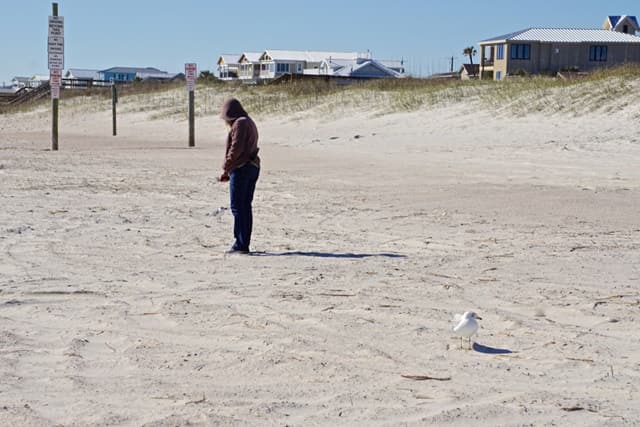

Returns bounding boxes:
[1,0,637,84]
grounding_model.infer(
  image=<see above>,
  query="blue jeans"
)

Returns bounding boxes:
[229,164,259,251]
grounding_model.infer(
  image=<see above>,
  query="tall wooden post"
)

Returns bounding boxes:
[188,90,195,147]
[185,63,197,147]
[51,2,59,151]
[112,82,117,136]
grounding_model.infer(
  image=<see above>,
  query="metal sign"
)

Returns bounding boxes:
[48,16,64,70]
[48,36,64,55]
[48,53,64,70]
[50,69,62,87]
[185,63,197,91]
[50,69,62,99]
[48,16,64,37]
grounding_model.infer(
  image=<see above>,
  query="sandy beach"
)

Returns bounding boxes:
[1,82,639,426]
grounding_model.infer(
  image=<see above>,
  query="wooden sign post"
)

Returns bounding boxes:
[48,3,64,151]
[185,63,197,147]
[111,80,117,136]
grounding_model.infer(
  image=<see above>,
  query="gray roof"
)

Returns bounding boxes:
[379,59,404,69]
[66,69,100,79]
[328,58,402,78]
[101,67,164,74]
[481,28,640,44]
[218,54,242,65]
[263,50,366,62]
[239,52,263,63]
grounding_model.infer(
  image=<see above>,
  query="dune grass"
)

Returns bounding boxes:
[3,65,640,119]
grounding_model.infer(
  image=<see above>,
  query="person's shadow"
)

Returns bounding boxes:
[251,251,406,259]
[473,343,515,354]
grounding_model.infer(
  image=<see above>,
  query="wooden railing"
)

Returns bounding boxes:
[1,82,51,106]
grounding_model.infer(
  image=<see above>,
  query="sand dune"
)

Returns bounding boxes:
[1,78,639,425]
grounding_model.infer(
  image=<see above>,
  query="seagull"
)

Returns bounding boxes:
[453,311,482,349]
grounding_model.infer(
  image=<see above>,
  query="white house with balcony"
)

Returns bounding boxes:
[259,50,368,80]
[237,52,263,82]
[217,54,242,80]
[218,49,405,82]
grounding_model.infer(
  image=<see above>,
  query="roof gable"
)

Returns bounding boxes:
[460,64,480,75]
[239,52,263,63]
[217,54,242,66]
[330,59,400,78]
[606,15,639,31]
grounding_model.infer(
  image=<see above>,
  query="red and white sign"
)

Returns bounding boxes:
[185,63,197,91]
[50,69,62,99]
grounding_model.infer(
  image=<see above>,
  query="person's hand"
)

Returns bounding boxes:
[217,172,230,182]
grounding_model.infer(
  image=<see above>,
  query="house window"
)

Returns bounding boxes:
[496,71,502,81]
[589,45,608,62]
[497,44,505,60]
[510,44,530,60]
[276,63,290,73]
[297,63,303,73]
[623,25,629,33]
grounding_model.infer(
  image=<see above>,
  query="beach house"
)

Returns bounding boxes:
[217,54,242,80]
[236,52,263,82]
[479,15,640,80]
[99,67,179,82]
[219,49,405,83]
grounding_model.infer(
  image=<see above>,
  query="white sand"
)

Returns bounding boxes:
[1,91,639,426]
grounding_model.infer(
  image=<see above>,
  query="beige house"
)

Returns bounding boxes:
[479,16,640,80]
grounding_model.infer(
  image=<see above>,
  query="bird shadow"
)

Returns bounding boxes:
[250,251,406,259]
[473,343,515,354]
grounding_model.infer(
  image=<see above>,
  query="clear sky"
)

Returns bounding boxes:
[1,0,637,84]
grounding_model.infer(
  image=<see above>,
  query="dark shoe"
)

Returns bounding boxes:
[225,248,250,255]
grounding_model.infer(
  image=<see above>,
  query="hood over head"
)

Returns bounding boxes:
[220,98,248,122]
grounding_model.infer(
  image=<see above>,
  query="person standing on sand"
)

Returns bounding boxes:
[218,98,260,254]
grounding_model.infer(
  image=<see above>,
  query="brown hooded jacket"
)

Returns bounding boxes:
[220,98,260,174]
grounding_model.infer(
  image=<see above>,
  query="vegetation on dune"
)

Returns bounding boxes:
[2,65,640,119]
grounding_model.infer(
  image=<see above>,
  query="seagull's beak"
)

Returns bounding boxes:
[476,316,483,320]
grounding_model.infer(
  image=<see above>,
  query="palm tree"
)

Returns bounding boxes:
[463,46,477,76]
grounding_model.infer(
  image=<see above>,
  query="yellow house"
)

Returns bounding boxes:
[480,19,640,80]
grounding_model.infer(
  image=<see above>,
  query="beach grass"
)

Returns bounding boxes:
[2,64,639,119]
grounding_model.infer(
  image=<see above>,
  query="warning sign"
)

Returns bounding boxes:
[48,16,64,70]
[185,63,197,91]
